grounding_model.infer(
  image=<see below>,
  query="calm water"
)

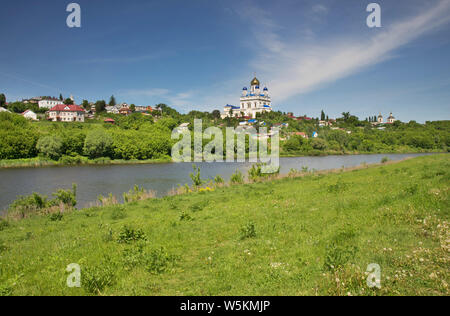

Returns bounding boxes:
[0,153,433,211]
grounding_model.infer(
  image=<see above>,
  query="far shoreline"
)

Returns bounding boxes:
[0,150,444,170]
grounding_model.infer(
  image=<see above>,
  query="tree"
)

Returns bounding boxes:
[82,100,89,109]
[0,93,6,107]
[321,110,325,121]
[83,129,113,158]
[109,95,116,107]
[212,110,221,120]
[95,100,106,113]
[130,104,136,112]
[59,94,63,101]
[64,98,74,105]
[36,135,64,160]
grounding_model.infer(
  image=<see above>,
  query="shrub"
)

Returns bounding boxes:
[110,206,126,220]
[146,247,177,274]
[117,225,147,244]
[0,219,10,231]
[381,157,389,164]
[230,170,244,185]
[36,135,64,160]
[82,262,116,295]
[52,183,77,207]
[190,165,203,187]
[179,211,193,221]
[83,129,113,159]
[240,221,257,240]
[123,185,155,203]
[214,175,224,185]
[324,242,358,271]
[7,192,49,218]
[248,164,263,182]
[49,212,63,222]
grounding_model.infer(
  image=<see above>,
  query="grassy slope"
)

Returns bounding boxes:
[0,155,448,296]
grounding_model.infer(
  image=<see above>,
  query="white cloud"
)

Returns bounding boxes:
[245,0,450,103]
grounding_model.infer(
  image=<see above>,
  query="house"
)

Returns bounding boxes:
[23,97,42,104]
[104,118,115,124]
[47,104,85,122]
[319,120,332,127]
[297,116,312,121]
[106,105,121,114]
[22,110,38,121]
[0,106,11,113]
[119,107,132,116]
[293,132,308,139]
[177,123,190,132]
[38,98,63,109]
[387,113,396,124]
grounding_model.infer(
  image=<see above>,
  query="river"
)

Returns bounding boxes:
[0,153,433,211]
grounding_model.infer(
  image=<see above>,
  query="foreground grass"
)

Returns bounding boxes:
[0,155,448,296]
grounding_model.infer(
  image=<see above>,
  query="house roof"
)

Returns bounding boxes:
[49,104,84,112]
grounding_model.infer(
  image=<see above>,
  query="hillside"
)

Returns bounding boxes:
[0,154,448,296]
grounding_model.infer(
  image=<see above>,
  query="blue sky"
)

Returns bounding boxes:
[1,0,449,122]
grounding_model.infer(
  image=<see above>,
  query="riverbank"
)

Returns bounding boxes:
[0,156,173,169]
[0,154,448,295]
[0,149,444,169]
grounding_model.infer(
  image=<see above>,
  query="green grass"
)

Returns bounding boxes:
[0,156,172,169]
[0,155,448,296]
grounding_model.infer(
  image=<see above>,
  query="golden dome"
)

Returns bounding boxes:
[251,77,260,86]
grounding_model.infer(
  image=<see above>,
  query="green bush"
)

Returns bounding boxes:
[36,135,64,160]
[240,221,257,240]
[83,262,116,294]
[117,225,147,244]
[230,170,244,185]
[83,129,113,159]
[146,247,177,274]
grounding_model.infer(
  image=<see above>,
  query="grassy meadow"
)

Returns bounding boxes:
[0,154,448,296]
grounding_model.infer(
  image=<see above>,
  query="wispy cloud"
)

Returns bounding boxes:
[76,51,175,64]
[243,0,450,103]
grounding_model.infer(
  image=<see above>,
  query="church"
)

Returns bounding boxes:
[222,77,273,119]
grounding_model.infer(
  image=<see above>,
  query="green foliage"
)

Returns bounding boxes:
[0,112,38,159]
[82,260,116,294]
[117,225,147,244]
[0,93,6,107]
[0,155,448,295]
[110,206,126,220]
[214,175,224,184]
[146,247,177,275]
[63,98,74,105]
[109,95,116,107]
[190,165,202,187]
[240,221,257,240]
[381,157,390,163]
[230,170,244,184]
[95,100,106,113]
[36,135,64,160]
[52,183,77,207]
[48,212,63,222]
[83,129,113,159]
[0,219,9,231]
[324,242,358,271]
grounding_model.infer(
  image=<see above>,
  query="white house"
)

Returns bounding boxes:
[22,110,38,121]
[38,98,63,109]
[222,77,273,119]
[47,104,85,122]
